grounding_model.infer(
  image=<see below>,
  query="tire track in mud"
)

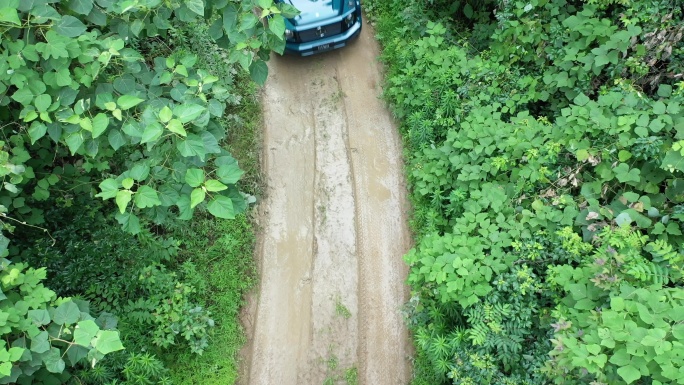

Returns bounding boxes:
[241,23,412,385]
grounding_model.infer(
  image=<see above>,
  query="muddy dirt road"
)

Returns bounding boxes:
[241,24,412,385]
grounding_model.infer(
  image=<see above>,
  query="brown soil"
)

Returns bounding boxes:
[240,23,412,385]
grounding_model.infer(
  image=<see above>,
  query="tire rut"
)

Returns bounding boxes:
[241,22,411,385]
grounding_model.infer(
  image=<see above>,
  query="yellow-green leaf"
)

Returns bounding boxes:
[190,187,205,208]
[115,190,132,213]
[167,119,187,136]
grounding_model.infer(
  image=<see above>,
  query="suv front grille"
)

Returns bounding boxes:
[297,22,343,43]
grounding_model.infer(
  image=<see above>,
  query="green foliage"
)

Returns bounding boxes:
[544,226,684,385]
[369,0,684,383]
[335,298,352,319]
[0,259,123,384]
[0,2,278,382]
[0,0,295,258]
[163,214,257,384]
[118,352,172,385]
[14,193,211,353]
[129,265,214,355]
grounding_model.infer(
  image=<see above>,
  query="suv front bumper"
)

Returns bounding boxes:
[284,17,362,56]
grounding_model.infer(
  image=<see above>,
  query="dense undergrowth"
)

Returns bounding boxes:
[9,22,261,384]
[366,0,684,384]
[0,0,270,383]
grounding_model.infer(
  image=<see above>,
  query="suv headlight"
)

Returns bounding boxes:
[285,29,294,40]
[344,13,355,27]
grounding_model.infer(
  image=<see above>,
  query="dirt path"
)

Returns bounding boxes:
[241,23,412,385]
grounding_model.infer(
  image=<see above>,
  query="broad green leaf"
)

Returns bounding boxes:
[201,131,221,153]
[44,347,66,373]
[117,95,144,110]
[175,64,188,77]
[130,18,144,36]
[208,99,224,116]
[217,164,244,184]
[575,149,589,161]
[23,110,39,123]
[122,177,134,189]
[115,212,141,234]
[167,119,187,136]
[65,132,84,155]
[223,4,239,33]
[573,92,590,106]
[108,129,126,150]
[28,309,51,326]
[586,344,601,355]
[463,3,473,18]
[96,312,118,330]
[657,84,672,97]
[140,122,163,144]
[91,113,109,138]
[34,94,51,112]
[134,185,161,208]
[11,87,33,106]
[96,178,118,199]
[92,330,123,354]
[239,12,258,31]
[53,301,80,325]
[661,150,684,173]
[653,100,666,115]
[176,195,193,220]
[116,189,132,213]
[30,331,50,353]
[279,3,299,18]
[159,185,180,206]
[618,150,632,161]
[610,297,625,311]
[190,187,205,208]
[672,324,684,339]
[28,122,47,144]
[66,345,89,366]
[159,106,172,123]
[177,134,206,159]
[55,68,71,87]
[0,8,21,25]
[53,15,87,37]
[204,179,228,192]
[185,0,204,15]
[67,0,94,15]
[0,362,10,377]
[185,168,205,187]
[269,14,285,38]
[250,60,268,85]
[207,195,235,219]
[614,163,640,183]
[130,164,150,181]
[208,18,223,39]
[74,320,99,346]
[617,365,641,384]
[80,117,92,131]
[7,347,23,361]
[173,104,206,123]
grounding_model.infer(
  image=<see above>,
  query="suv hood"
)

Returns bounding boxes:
[286,0,343,26]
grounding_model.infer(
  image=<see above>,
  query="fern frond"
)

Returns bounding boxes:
[468,323,488,346]
[626,261,671,286]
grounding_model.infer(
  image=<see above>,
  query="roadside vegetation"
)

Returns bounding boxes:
[366,0,684,384]
[0,0,291,383]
